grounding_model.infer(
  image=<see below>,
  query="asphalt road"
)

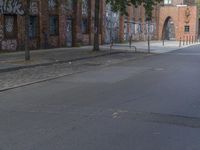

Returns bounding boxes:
[1,45,200,150]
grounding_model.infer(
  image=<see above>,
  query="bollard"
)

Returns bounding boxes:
[179,37,182,47]
[189,36,191,45]
[186,36,188,45]
[183,36,185,46]
[192,36,194,44]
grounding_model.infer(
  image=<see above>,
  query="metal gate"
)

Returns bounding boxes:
[66,18,72,47]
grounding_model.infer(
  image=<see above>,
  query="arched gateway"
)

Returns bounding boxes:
[162,17,176,40]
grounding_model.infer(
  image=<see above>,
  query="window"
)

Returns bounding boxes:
[29,16,38,38]
[4,15,17,38]
[164,0,172,4]
[49,15,59,35]
[184,26,190,32]
[82,18,88,34]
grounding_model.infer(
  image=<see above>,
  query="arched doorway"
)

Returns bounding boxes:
[162,17,176,40]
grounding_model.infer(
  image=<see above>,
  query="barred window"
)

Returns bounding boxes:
[184,26,190,32]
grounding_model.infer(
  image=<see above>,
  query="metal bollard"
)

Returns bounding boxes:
[186,36,188,45]
[179,37,182,47]
[189,36,191,45]
[192,36,194,44]
[183,36,185,46]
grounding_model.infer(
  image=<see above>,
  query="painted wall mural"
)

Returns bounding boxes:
[0,0,24,15]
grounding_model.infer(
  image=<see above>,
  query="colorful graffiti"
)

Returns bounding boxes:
[0,0,24,15]
[2,39,17,50]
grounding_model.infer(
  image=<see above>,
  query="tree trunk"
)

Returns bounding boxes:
[93,0,100,51]
[25,0,30,60]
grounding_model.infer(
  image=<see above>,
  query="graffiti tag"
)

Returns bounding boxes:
[0,0,24,15]
[30,0,38,15]
[2,39,17,50]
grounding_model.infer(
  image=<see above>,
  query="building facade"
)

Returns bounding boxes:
[0,0,198,51]
[159,0,199,41]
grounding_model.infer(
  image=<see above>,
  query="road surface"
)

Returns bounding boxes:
[0,45,200,150]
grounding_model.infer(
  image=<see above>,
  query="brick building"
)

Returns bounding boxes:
[159,0,199,41]
[0,0,198,51]
[0,0,104,51]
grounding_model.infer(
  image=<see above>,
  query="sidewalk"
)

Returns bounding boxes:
[0,40,199,73]
[101,40,200,53]
[0,46,124,73]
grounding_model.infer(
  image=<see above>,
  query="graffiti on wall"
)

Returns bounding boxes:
[5,16,14,33]
[48,0,57,10]
[61,0,73,14]
[30,0,38,15]
[104,5,119,44]
[82,0,88,16]
[0,0,24,15]
[2,39,17,50]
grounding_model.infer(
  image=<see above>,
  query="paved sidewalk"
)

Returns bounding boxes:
[0,46,124,73]
[101,40,200,53]
[0,40,198,73]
